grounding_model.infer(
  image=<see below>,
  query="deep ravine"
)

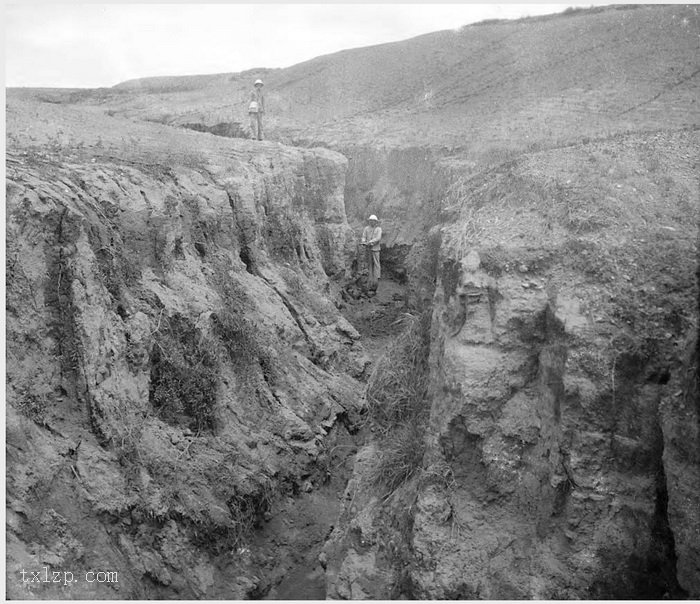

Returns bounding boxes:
[6,82,698,599]
[240,277,410,600]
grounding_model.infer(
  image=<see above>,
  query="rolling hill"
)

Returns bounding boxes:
[57,4,700,155]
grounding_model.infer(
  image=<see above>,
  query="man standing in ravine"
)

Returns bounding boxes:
[361,214,382,294]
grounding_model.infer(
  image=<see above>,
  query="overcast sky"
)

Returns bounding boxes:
[6,3,608,89]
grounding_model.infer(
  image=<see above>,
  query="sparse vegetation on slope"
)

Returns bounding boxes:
[366,311,431,493]
[149,314,220,433]
[366,311,431,431]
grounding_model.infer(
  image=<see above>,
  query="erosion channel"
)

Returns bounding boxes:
[6,95,431,599]
[6,57,700,601]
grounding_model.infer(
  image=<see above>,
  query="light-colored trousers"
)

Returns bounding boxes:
[366,248,381,286]
[249,112,263,140]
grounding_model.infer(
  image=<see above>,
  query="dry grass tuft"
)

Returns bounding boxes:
[366,310,432,494]
[366,311,431,430]
[368,422,425,493]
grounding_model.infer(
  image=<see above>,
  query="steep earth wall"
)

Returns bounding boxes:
[5,97,366,599]
[323,129,699,598]
[660,330,700,595]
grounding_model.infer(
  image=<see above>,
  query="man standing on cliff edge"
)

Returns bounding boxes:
[248,79,265,140]
[361,214,382,293]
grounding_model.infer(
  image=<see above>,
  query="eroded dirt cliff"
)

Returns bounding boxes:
[6,96,368,599]
[6,102,699,603]
[323,129,699,599]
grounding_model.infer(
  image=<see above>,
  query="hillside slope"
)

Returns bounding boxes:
[59,4,700,153]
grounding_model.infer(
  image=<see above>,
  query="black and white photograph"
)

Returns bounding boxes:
[5,2,699,600]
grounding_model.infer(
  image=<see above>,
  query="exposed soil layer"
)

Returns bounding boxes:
[322,130,699,599]
[5,96,368,600]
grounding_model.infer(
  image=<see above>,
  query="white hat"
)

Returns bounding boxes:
[369,214,378,221]
[254,79,264,86]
